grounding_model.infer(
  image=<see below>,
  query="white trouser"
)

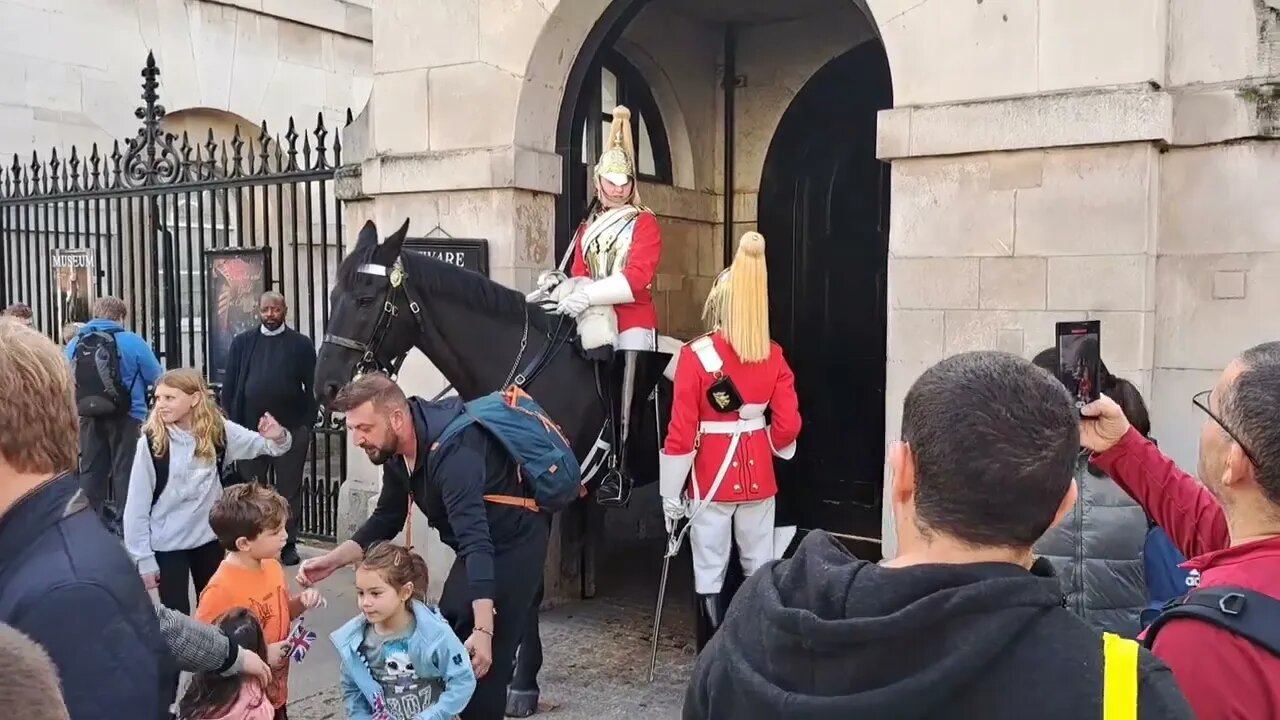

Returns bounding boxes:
[689,497,776,595]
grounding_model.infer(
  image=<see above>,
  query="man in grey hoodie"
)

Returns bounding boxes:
[683,351,1192,720]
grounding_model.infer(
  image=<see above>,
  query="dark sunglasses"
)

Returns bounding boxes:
[1192,389,1262,469]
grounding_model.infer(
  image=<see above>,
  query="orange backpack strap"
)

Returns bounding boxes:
[404,492,414,550]
[483,494,541,512]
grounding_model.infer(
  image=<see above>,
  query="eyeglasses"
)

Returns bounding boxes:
[1192,389,1263,469]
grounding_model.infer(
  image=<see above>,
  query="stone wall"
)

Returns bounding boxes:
[876,0,1280,556]
[0,0,372,160]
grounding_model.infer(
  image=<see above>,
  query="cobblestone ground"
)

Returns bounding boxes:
[287,545,696,719]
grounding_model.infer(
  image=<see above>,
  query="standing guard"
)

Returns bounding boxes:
[658,231,802,649]
[555,105,664,507]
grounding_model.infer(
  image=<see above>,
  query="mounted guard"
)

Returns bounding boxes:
[547,105,668,507]
[655,231,802,654]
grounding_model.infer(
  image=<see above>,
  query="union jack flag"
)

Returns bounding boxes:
[287,619,316,663]
[372,695,393,720]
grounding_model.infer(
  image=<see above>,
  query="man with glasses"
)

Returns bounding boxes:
[1080,341,1280,720]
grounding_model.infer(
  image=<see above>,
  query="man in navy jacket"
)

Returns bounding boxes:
[0,319,171,720]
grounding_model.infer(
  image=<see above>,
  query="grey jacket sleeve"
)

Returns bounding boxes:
[156,605,241,675]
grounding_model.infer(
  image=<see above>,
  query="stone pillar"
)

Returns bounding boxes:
[333,0,569,601]
[872,0,1280,557]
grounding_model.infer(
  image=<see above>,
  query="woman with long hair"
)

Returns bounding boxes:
[122,368,292,614]
[658,231,803,650]
[177,608,273,720]
[1032,351,1150,637]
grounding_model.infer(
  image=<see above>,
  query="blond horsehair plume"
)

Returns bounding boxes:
[703,231,770,363]
[595,105,640,204]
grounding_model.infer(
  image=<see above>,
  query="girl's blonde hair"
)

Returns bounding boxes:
[142,368,226,460]
[702,231,770,363]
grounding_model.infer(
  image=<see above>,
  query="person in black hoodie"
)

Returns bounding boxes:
[295,372,547,720]
[683,351,1193,720]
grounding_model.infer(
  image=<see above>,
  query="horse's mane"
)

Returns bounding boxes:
[335,232,552,331]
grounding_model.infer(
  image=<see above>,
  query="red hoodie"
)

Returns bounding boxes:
[1093,428,1280,720]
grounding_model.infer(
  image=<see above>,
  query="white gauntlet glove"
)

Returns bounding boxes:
[662,497,686,534]
[555,289,591,317]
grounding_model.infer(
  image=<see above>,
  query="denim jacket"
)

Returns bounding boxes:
[330,600,476,720]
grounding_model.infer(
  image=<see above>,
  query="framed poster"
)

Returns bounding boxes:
[204,247,270,384]
[404,238,490,277]
[51,248,94,328]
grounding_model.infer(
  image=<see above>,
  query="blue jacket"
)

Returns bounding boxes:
[65,318,164,421]
[331,600,476,720]
[0,473,172,720]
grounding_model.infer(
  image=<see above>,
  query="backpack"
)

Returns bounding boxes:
[148,435,230,507]
[1140,524,1198,628]
[71,328,131,417]
[1144,585,1280,659]
[427,386,582,513]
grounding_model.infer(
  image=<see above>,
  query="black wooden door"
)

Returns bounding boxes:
[758,41,893,540]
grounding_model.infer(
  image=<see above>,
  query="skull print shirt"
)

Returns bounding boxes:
[359,619,446,720]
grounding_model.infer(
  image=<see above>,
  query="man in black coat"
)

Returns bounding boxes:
[0,320,172,720]
[220,291,316,566]
[297,373,548,720]
[683,351,1194,720]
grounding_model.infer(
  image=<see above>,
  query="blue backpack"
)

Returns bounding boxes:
[1140,523,1197,628]
[428,386,582,513]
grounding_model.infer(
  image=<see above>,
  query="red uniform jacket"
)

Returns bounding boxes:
[661,333,801,504]
[1092,429,1280,720]
[570,210,661,333]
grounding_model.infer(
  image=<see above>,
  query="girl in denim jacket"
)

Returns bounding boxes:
[331,542,475,720]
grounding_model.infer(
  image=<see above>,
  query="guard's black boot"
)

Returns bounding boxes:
[695,593,723,652]
[596,351,636,507]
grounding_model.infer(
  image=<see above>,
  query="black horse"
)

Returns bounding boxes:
[315,219,671,715]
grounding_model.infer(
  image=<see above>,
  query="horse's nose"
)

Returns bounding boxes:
[322,381,341,405]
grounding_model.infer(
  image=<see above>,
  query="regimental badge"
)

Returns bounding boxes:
[389,260,406,288]
[706,374,743,413]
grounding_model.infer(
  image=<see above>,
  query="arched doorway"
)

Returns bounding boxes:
[758,41,893,551]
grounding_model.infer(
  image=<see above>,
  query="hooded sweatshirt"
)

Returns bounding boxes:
[683,531,1193,720]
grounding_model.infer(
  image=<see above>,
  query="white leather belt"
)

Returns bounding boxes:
[699,417,766,434]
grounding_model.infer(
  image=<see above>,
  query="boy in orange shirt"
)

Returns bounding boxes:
[197,484,324,719]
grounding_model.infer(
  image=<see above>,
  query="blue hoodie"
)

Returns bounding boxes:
[64,319,164,421]
[331,599,476,720]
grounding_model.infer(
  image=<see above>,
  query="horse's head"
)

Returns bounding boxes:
[315,218,419,408]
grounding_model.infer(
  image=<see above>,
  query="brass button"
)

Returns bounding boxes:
[733,484,743,493]
[748,459,755,466]
[732,461,739,468]
[750,483,759,492]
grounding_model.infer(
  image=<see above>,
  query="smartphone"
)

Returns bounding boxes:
[1055,320,1101,410]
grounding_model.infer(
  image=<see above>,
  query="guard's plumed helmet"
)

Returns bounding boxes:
[595,105,639,201]
[703,232,770,363]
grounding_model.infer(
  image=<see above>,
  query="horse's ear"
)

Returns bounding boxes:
[374,218,410,262]
[356,220,379,249]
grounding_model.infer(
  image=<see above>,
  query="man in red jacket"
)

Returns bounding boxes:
[1080,341,1280,720]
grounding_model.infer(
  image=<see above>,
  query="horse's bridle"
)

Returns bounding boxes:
[321,258,420,379]
[322,256,566,397]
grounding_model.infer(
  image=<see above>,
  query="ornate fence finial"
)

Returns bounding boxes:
[121,51,182,187]
[69,146,82,192]
[313,113,329,170]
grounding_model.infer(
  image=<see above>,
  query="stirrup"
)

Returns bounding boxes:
[596,467,633,507]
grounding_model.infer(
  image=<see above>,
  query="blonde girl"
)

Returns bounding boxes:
[123,368,292,614]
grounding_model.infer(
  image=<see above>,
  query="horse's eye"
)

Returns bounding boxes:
[357,296,374,307]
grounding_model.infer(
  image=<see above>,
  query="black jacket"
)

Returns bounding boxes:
[0,473,172,720]
[683,531,1193,720]
[221,326,317,429]
[351,396,543,601]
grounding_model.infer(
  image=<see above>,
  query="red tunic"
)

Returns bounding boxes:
[662,332,801,504]
[570,210,661,333]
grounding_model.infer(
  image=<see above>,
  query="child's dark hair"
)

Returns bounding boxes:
[360,542,430,605]
[177,608,267,720]
[209,483,289,552]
